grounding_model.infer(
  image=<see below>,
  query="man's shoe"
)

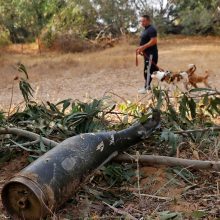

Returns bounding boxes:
[146,86,151,91]
[138,87,151,94]
[138,87,147,94]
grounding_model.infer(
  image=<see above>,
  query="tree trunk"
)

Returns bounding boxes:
[21,43,24,54]
[1,110,160,220]
[37,37,41,54]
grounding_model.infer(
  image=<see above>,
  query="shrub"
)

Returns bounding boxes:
[40,27,57,48]
[51,33,100,53]
[0,26,11,46]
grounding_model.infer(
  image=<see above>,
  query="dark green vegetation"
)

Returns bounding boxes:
[0,0,220,47]
[0,64,220,218]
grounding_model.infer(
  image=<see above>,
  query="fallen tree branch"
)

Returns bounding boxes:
[0,127,58,147]
[9,139,40,153]
[10,139,40,148]
[114,154,220,171]
[173,127,220,134]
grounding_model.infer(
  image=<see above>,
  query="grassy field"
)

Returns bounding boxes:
[0,36,220,109]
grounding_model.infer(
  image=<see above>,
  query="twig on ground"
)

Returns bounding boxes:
[10,139,40,148]
[181,186,215,196]
[133,193,172,201]
[9,139,40,153]
[172,167,194,185]
[103,202,138,220]
[173,127,220,134]
[114,154,220,171]
[135,151,141,200]
[97,186,144,192]
[0,127,58,147]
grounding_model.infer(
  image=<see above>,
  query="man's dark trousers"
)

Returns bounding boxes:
[144,53,159,88]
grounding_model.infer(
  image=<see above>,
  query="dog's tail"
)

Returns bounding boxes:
[188,64,196,74]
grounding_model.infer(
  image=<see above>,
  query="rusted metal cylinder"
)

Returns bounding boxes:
[1,111,160,219]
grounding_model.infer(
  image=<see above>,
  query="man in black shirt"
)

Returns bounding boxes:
[136,15,159,94]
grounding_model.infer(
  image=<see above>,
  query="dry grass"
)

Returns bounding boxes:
[0,36,220,110]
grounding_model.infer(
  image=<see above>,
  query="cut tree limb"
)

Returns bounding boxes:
[0,127,58,147]
[114,154,220,171]
[10,139,40,148]
[173,127,220,134]
[9,139,41,153]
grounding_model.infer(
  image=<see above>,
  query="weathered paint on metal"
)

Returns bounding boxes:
[1,110,160,219]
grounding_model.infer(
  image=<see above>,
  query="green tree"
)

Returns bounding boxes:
[0,25,11,46]
[172,0,220,35]
[132,0,220,35]
[0,0,61,43]
[46,0,98,37]
[131,0,177,34]
[93,0,138,35]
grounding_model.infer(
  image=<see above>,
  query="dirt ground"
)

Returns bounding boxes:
[0,36,220,219]
[0,36,220,110]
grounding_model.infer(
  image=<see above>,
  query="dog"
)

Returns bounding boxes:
[187,66,211,88]
[178,64,211,89]
[151,64,196,85]
[151,69,189,91]
[152,64,211,91]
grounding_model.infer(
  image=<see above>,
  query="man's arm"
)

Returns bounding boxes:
[137,37,157,54]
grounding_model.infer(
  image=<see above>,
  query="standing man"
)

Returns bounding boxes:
[137,15,159,94]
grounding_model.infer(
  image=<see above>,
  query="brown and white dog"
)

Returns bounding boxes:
[151,68,189,91]
[152,64,211,91]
